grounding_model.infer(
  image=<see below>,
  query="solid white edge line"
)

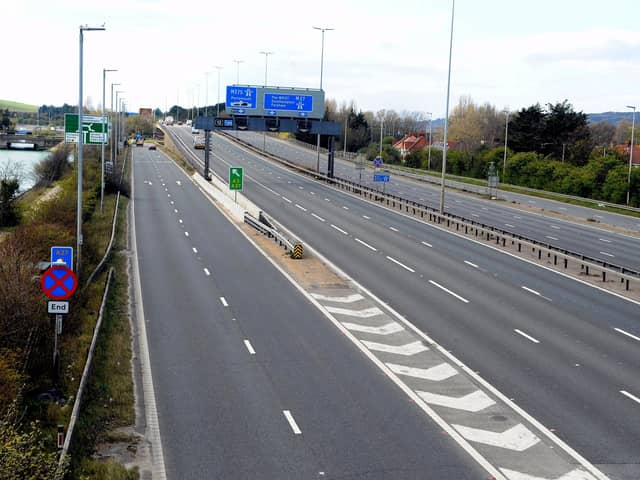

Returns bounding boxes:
[614,327,640,342]
[283,410,302,434]
[203,268,210,276]
[599,251,615,257]
[244,339,256,355]
[179,129,611,479]
[130,153,168,479]
[421,241,432,248]
[331,224,349,235]
[514,329,540,344]
[620,390,640,405]
[282,196,292,203]
[389,226,399,232]
[464,260,479,269]
[220,297,228,307]
[355,238,377,251]
[311,213,326,222]
[521,286,541,296]
[429,280,470,303]
[386,256,416,273]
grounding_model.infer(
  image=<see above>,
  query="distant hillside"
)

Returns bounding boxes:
[0,99,38,112]
[587,111,635,125]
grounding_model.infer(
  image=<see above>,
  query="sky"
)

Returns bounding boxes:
[3,0,640,117]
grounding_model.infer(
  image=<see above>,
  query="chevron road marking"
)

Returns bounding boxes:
[342,321,404,335]
[418,389,496,412]
[500,467,597,480]
[325,306,384,318]
[362,340,429,356]
[386,362,458,381]
[453,423,540,452]
[310,293,365,303]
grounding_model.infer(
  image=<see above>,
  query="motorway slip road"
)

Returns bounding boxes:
[166,126,640,479]
[132,145,490,479]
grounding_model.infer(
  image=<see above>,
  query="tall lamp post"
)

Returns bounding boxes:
[313,25,334,173]
[439,1,455,215]
[627,105,636,205]
[260,51,273,85]
[215,66,223,116]
[205,71,210,117]
[115,90,124,155]
[110,82,120,170]
[101,68,116,215]
[502,109,509,180]
[233,59,243,84]
[77,24,105,273]
[426,112,433,170]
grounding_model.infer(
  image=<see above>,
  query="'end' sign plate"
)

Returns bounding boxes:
[48,301,69,314]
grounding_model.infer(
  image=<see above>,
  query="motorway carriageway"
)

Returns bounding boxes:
[132,145,488,478]
[232,130,640,272]
[167,125,640,479]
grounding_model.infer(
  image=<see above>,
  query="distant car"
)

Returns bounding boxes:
[191,127,200,134]
[148,144,157,150]
[194,136,205,149]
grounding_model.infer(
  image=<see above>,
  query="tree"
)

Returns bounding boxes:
[589,121,615,147]
[508,104,546,153]
[542,100,590,163]
[0,160,22,227]
[449,96,502,152]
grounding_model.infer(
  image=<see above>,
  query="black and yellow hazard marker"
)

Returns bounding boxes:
[292,244,303,259]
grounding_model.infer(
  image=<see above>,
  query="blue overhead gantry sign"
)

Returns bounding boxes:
[226,86,258,114]
[226,85,324,118]
[264,93,313,117]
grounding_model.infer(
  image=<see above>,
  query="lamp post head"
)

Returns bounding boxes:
[627,105,636,111]
[81,24,106,32]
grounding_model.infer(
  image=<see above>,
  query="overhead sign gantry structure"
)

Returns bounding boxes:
[195,84,342,181]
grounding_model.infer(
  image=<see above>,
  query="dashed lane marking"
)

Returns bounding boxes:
[244,340,256,355]
[514,329,540,344]
[283,410,302,435]
[429,280,469,303]
[614,327,640,342]
[355,238,377,251]
[386,256,415,273]
[331,224,349,235]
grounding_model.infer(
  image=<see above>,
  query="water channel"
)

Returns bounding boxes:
[0,149,51,191]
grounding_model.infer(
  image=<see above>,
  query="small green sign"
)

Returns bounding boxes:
[229,167,243,191]
[64,114,109,145]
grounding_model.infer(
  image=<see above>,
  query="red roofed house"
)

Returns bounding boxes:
[392,133,429,160]
[616,145,640,166]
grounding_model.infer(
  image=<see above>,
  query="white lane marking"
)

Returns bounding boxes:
[311,293,364,303]
[386,362,457,382]
[504,223,515,228]
[295,204,308,212]
[220,297,228,307]
[355,238,377,251]
[471,213,480,217]
[421,241,433,248]
[170,201,174,205]
[464,260,479,269]
[192,247,198,253]
[599,238,612,243]
[174,208,178,213]
[389,226,399,232]
[528,200,536,204]
[599,251,615,258]
[429,280,469,303]
[162,183,165,186]
[244,340,256,355]
[418,390,496,412]
[386,256,415,273]
[325,306,383,318]
[550,225,561,230]
[325,198,331,201]
[522,286,541,296]
[167,194,171,197]
[176,180,182,186]
[513,215,522,219]
[453,423,539,452]
[310,191,315,195]
[331,224,349,235]
[283,410,302,435]
[178,219,183,224]
[621,390,640,405]
[481,207,488,211]
[184,231,189,237]
[514,329,540,344]
[298,186,304,190]
[500,467,596,480]
[282,196,292,203]
[311,213,326,222]
[342,321,404,335]
[361,340,429,356]
[595,215,603,219]
[343,206,349,210]
[614,328,640,342]
[546,235,558,241]
[362,215,371,219]
[203,268,210,276]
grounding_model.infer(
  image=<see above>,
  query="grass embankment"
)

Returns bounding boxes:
[0,99,38,112]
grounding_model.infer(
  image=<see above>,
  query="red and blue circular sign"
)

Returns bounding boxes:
[41,266,78,300]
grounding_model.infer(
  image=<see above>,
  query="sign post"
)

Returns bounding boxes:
[229,167,243,203]
[41,265,78,366]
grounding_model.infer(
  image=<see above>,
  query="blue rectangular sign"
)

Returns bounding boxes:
[373,173,390,182]
[51,246,73,269]
[226,86,257,111]
[263,94,313,113]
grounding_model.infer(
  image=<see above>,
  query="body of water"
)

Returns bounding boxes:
[0,149,50,191]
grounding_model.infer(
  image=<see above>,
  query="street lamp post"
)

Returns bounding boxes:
[110,82,120,170]
[426,112,433,171]
[215,66,223,116]
[101,69,116,215]
[233,59,243,84]
[439,0,455,215]
[502,110,509,180]
[260,51,273,85]
[115,90,124,155]
[627,105,636,205]
[313,25,334,173]
[77,24,105,273]
[379,116,384,158]
[205,72,210,117]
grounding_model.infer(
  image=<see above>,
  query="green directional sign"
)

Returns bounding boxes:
[64,114,109,145]
[229,167,243,191]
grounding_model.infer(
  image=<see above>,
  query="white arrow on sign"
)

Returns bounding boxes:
[452,423,540,452]
[386,362,458,381]
[341,321,404,335]
[361,340,429,356]
[232,168,240,176]
[418,389,495,412]
[499,468,597,480]
[325,305,383,318]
